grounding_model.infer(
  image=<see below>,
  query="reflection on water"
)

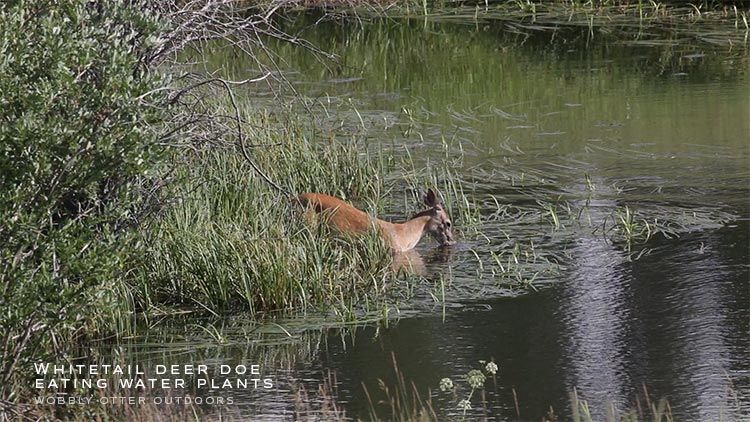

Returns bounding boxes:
[302,223,748,421]
[560,200,633,418]
[176,16,750,420]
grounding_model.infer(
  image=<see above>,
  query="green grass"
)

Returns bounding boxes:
[135,107,395,318]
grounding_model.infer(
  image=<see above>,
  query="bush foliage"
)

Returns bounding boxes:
[0,0,168,402]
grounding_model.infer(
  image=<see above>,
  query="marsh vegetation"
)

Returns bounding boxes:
[1,0,748,420]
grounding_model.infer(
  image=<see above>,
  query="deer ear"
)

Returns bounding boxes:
[423,189,438,207]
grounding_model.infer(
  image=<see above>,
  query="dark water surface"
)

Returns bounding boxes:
[147,18,749,420]
[305,220,749,421]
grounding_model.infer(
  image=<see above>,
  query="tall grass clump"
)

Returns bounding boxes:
[137,106,393,317]
[0,0,170,412]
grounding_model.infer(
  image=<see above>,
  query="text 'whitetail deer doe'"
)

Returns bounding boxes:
[296,189,455,252]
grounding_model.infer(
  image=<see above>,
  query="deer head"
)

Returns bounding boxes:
[421,189,456,247]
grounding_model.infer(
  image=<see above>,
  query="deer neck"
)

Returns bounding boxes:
[376,215,431,252]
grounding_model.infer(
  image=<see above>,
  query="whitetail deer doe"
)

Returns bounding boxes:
[296,189,455,252]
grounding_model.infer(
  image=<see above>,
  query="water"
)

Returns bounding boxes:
[155,17,748,420]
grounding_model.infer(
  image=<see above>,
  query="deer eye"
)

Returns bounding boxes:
[445,221,451,228]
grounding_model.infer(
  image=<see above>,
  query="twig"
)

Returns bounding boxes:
[213,78,290,196]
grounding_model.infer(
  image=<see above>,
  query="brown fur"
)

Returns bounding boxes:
[296,193,373,234]
[296,191,455,252]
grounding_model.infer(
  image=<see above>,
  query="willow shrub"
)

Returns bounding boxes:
[0,1,168,401]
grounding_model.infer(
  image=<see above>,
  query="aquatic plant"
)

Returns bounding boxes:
[437,358,499,416]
